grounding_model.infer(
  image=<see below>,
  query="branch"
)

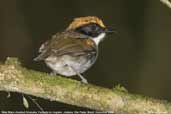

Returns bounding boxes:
[160,0,171,9]
[0,57,171,113]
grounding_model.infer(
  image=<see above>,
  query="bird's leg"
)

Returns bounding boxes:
[69,65,88,84]
[50,71,57,76]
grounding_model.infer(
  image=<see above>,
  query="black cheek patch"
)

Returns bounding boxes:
[74,23,105,37]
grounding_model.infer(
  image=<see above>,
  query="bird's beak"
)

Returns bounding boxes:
[104,27,116,34]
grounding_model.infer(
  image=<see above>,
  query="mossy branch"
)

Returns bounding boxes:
[0,57,171,113]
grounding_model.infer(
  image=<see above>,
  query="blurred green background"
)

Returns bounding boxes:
[0,0,171,111]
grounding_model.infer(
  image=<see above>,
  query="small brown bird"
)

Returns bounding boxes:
[34,16,114,83]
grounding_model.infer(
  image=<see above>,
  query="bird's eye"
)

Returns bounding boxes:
[91,24,97,31]
[75,23,104,37]
[80,26,91,35]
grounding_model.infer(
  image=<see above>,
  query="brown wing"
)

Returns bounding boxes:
[34,31,96,61]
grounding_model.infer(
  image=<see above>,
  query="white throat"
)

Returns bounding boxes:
[92,33,106,45]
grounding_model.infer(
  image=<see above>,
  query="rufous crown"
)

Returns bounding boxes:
[66,16,105,30]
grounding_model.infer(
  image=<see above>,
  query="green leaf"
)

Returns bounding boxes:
[23,96,29,109]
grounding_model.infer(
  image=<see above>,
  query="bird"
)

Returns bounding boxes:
[34,16,114,83]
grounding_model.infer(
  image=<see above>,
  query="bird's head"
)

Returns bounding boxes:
[66,16,114,45]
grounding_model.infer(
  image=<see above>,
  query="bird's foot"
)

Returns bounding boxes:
[50,72,57,76]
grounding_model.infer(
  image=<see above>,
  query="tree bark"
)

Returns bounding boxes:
[0,57,171,114]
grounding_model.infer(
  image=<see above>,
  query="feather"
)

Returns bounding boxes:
[34,31,96,61]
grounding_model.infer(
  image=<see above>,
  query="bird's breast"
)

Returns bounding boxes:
[45,53,97,76]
